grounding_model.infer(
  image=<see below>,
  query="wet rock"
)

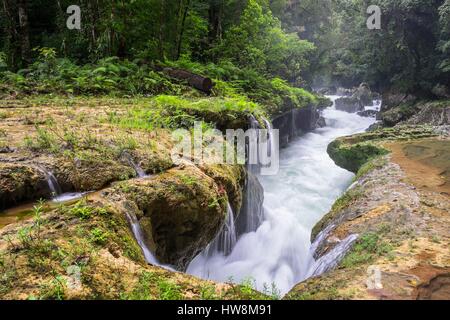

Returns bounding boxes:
[0,146,14,153]
[335,96,364,113]
[0,163,50,210]
[106,166,232,270]
[336,87,356,96]
[317,116,327,128]
[431,84,450,99]
[56,158,137,192]
[272,105,322,147]
[357,110,378,118]
[367,122,384,131]
[353,83,374,107]
[327,138,389,173]
[317,87,337,95]
[403,103,450,126]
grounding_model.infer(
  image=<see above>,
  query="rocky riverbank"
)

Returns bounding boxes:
[287,98,450,300]
[0,93,325,299]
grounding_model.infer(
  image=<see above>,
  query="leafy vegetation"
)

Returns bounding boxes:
[340,232,394,268]
[0,0,330,116]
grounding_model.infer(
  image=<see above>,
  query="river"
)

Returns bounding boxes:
[187,96,378,295]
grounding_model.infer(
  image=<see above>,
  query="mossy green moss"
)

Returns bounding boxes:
[327,140,389,173]
[107,166,229,270]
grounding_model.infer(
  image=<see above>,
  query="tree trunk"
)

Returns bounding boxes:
[17,0,31,66]
[164,68,214,93]
[175,0,191,60]
[158,0,166,60]
[208,0,223,44]
[2,0,19,69]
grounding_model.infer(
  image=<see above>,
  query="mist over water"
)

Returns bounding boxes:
[187,97,376,295]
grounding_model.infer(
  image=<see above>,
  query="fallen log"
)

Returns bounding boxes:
[163,68,213,93]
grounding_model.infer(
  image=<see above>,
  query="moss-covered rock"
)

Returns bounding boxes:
[0,163,50,210]
[55,157,137,192]
[335,96,363,113]
[200,164,245,214]
[104,165,229,270]
[327,140,388,173]
[0,196,268,300]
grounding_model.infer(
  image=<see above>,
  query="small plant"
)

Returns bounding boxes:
[179,174,198,186]
[240,277,257,296]
[158,279,182,300]
[90,228,109,245]
[262,282,281,300]
[34,199,45,222]
[17,226,33,249]
[69,201,97,220]
[340,232,393,268]
[200,283,219,300]
[121,271,155,300]
[431,235,441,243]
[39,274,66,300]
[35,126,57,150]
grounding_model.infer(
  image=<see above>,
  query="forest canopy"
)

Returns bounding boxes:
[0,0,449,97]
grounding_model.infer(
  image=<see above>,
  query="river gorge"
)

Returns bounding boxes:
[187,97,378,294]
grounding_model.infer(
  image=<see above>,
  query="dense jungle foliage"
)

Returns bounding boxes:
[0,0,449,98]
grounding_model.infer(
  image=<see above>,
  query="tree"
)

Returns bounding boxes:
[17,0,31,65]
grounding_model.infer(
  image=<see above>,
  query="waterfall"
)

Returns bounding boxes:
[122,152,147,178]
[236,172,264,235]
[187,96,377,295]
[305,224,359,278]
[35,166,62,196]
[235,116,274,235]
[125,211,159,265]
[186,203,238,278]
[52,192,88,203]
[131,161,147,178]
[46,171,62,195]
[263,118,275,158]
[306,233,359,278]
[124,211,175,271]
[204,203,237,256]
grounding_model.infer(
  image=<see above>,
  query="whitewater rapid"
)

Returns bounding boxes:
[187,96,377,295]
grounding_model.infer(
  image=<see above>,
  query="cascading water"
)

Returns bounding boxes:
[52,192,87,203]
[130,161,147,178]
[46,171,62,196]
[195,203,237,261]
[125,211,160,265]
[187,96,377,295]
[235,116,271,235]
[306,232,359,278]
[122,152,147,178]
[35,166,62,196]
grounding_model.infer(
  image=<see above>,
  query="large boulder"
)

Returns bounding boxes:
[335,96,363,113]
[353,83,373,106]
[317,86,337,95]
[403,102,450,126]
[357,109,378,118]
[272,105,323,147]
[0,163,50,210]
[336,87,355,96]
[104,165,233,270]
[378,93,449,127]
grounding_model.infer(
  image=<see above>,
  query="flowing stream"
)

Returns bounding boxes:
[187,96,377,295]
